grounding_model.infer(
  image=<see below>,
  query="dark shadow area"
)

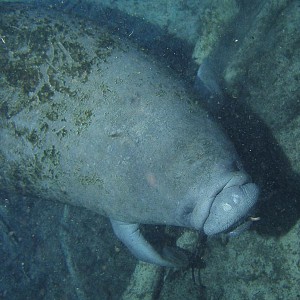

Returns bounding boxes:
[0,190,135,299]
[210,95,300,237]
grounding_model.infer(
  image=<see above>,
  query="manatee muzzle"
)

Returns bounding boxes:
[203,182,259,235]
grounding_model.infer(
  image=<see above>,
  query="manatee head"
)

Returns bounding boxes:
[178,169,259,236]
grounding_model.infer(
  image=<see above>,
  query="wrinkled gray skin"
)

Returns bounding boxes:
[0,22,259,267]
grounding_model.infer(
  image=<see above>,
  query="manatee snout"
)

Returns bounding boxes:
[203,175,259,235]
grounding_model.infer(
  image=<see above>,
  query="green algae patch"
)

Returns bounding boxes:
[2,151,57,197]
[95,33,117,60]
[41,145,61,167]
[79,175,104,187]
[0,7,118,120]
[74,109,94,134]
[27,129,39,146]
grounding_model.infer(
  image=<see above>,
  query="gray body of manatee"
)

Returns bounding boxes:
[0,10,259,266]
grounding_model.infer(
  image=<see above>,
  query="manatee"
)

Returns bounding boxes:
[0,9,259,267]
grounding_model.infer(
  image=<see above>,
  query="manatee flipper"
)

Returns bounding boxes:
[110,219,185,267]
[194,58,225,113]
